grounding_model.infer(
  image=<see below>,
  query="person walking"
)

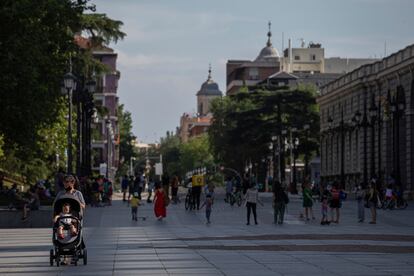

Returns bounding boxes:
[200,194,213,224]
[153,184,167,220]
[273,182,288,224]
[121,175,129,202]
[245,184,262,225]
[225,177,233,203]
[329,183,341,223]
[366,184,377,224]
[171,175,179,204]
[355,184,365,223]
[130,193,140,221]
[303,182,315,221]
[147,177,154,203]
[54,175,86,210]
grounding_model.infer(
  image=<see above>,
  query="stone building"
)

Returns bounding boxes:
[226,22,281,95]
[317,44,414,197]
[179,67,222,143]
[226,23,377,95]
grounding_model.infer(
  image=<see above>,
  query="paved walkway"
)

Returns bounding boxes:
[0,190,414,275]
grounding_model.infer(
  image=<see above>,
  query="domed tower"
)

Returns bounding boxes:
[196,65,222,116]
[255,21,280,61]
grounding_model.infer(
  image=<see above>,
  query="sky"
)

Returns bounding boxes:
[93,0,414,143]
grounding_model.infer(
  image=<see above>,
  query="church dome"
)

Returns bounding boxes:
[255,21,279,61]
[197,66,222,96]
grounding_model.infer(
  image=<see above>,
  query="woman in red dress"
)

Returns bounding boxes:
[154,184,166,220]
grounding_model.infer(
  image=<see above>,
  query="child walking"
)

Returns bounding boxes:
[201,194,213,224]
[130,193,140,221]
[320,190,330,225]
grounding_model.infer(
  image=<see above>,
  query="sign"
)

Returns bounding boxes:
[192,175,204,187]
[155,163,163,175]
[99,163,107,176]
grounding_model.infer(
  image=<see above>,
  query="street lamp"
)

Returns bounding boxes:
[130,157,136,177]
[369,101,378,180]
[390,87,405,188]
[105,119,112,179]
[63,72,77,174]
[303,124,310,179]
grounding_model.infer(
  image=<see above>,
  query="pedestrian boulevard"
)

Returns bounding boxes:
[0,192,414,276]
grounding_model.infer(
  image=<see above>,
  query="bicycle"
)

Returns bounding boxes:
[229,190,242,207]
[184,187,195,210]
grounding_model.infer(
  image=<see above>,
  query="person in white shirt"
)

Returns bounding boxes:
[244,184,262,225]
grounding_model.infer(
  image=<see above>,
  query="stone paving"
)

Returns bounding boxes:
[0,190,414,275]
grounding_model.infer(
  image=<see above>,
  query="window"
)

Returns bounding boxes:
[311,54,316,61]
[248,68,259,80]
[294,55,300,60]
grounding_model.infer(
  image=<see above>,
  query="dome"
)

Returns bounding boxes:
[255,21,279,61]
[197,66,222,96]
[257,45,279,60]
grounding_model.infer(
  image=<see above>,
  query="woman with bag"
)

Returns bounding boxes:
[154,183,167,220]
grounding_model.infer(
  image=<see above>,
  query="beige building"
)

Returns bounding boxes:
[226,23,377,95]
[317,43,414,197]
[179,67,222,143]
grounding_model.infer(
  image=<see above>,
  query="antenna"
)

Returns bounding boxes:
[282,32,284,52]
[384,41,387,57]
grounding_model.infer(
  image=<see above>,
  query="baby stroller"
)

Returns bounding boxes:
[50,195,87,266]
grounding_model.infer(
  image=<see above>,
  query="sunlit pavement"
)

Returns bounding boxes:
[1,190,414,276]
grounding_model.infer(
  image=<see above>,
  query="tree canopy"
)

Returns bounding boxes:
[208,84,320,177]
[0,0,126,182]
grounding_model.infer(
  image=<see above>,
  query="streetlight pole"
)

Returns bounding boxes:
[391,86,405,188]
[340,110,345,190]
[63,72,77,174]
[369,97,377,180]
[303,124,310,179]
[130,156,136,176]
[105,119,112,179]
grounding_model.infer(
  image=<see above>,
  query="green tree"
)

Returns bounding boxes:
[159,134,182,177]
[116,104,137,177]
[209,84,320,179]
[0,0,126,181]
[180,134,214,173]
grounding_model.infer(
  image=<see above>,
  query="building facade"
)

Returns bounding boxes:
[91,47,120,181]
[226,23,377,95]
[179,67,222,142]
[226,23,280,95]
[317,44,414,197]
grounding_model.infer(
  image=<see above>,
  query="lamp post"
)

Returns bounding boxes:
[284,128,299,193]
[105,119,112,179]
[353,108,368,187]
[340,110,345,190]
[390,87,405,188]
[63,72,77,174]
[303,124,310,179]
[369,99,377,180]
[327,116,333,180]
[130,157,136,177]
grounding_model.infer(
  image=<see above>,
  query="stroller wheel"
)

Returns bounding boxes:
[56,255,60,267]
[49,249,54,266]
[83,249,87,265]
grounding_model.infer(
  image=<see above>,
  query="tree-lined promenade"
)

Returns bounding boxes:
[0,1,137,188]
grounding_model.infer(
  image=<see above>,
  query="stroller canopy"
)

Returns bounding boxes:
[53,195,82,218]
